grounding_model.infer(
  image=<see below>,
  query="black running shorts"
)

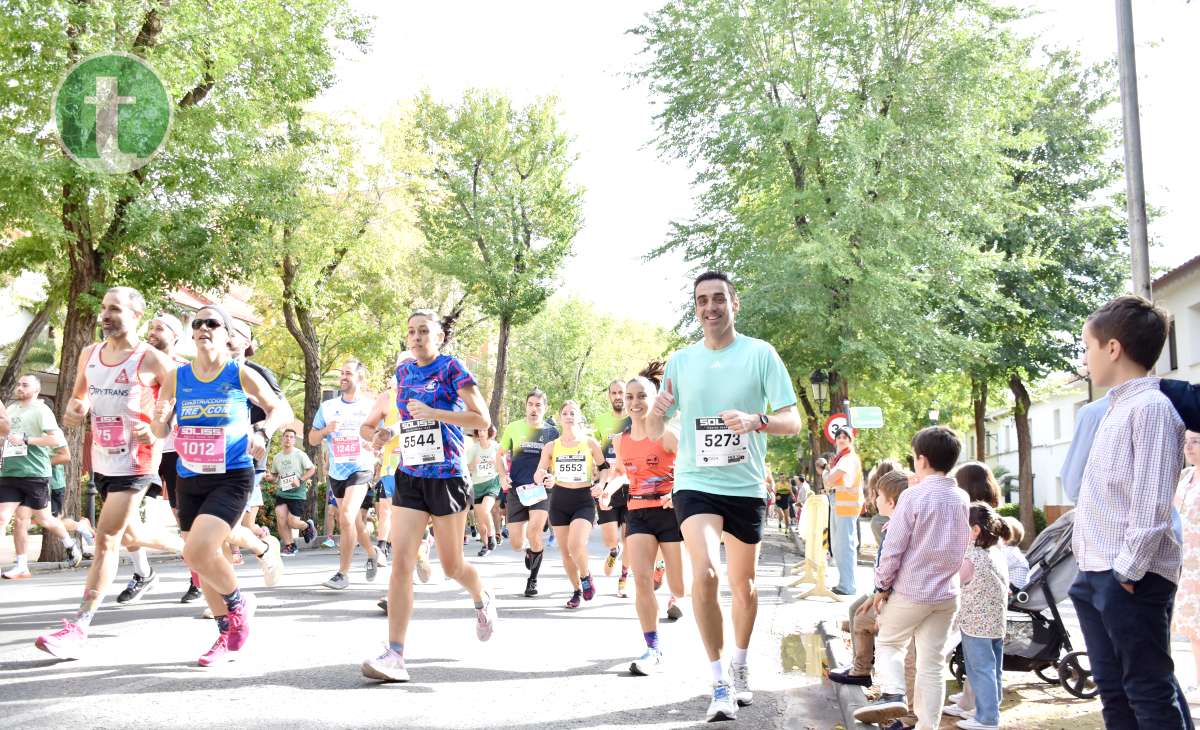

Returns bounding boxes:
[627,506,683,543]
[0,476,51,511]
[176,467,255,531]
[672,489,767,545]
[549,486,596,527]
[276,497,307,519]
[506,490,549,523]
[395,471,471,517]
[159,451,180,508]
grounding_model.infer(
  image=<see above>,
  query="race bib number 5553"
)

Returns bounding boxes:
[695,417,748,467]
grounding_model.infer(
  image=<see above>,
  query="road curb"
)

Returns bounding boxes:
[817,619,873,730]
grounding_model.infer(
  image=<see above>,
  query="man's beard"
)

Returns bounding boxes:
[612,401,624,413]
[100,321,125,338]
[148,335,170,353]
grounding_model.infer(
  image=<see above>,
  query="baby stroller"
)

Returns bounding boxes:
[948,510,1097,699]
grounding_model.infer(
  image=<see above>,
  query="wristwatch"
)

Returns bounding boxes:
[874,585,892,595]
[755,413,769,432]
[253,425,268,439]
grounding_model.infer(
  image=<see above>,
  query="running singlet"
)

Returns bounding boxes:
[313,395,376,481]
[551,439,592,485]
[86,342,156,476]
[174,360,252,477]
[619,432,676,510]
[663,334,797,498]
[464,438,500,485]
[160,354,188,454]
[501,420,559,487]
[395,354,476,480]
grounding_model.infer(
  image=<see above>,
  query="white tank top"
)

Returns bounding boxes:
[86,342,156,476]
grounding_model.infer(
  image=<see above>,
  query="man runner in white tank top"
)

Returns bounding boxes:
[35,287,178,659]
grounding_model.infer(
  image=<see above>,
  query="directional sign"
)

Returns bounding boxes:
[849,406,884,429]
[823,413,854,444]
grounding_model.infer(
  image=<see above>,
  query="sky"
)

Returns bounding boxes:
[312,1,1198,329]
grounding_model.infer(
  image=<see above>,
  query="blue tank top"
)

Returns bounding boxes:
[174,360,253,477]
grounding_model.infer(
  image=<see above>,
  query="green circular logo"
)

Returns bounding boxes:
[52,52,172,174]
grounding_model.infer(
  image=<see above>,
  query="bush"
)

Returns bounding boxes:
[999,503,1046,536]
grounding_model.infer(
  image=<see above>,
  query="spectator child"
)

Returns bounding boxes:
[1001,517,1029,589]
[954,462,1001,507]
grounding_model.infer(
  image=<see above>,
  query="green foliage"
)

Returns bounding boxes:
[999,502,1046,536]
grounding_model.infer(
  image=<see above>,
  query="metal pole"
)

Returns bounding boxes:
[1115,0,1152,300]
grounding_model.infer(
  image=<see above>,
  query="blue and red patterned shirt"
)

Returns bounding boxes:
[395,354,476,480]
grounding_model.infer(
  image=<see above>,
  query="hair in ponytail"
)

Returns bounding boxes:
[627,360,666,394]
[968,502,1005,549]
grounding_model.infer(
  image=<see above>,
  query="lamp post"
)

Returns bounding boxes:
[928,407,940,426]
[810,369,829,416]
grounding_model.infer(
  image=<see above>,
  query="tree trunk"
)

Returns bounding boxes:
[281,252,325,520]
[972,377,988,462]
[829,370,850,415]
[488,313,512,425]
[1009,373,1035,548]
[0,292,60,401]
[798,391,822,482]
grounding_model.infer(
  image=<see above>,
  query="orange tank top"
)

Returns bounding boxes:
[619,432,675,510]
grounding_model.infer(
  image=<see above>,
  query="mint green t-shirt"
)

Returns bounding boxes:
[51,462,66,492]
[1,400,60,479]
[271,449,315,500]
[663,334,797,498]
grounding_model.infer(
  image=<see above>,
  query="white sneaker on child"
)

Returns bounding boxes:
[943,703,974,719]
[956,719,997,730]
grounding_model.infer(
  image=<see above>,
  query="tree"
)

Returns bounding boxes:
[0,1,369,557]
[408,90,584,423]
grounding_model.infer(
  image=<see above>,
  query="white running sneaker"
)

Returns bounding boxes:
[362,647,410,682]
[706,680,738,721]
[730,662,753,706]
[415,541,432,584]
[943,703,974,719]
[629,648,662,676]
[475,591,496,641]
[257,535,283,588]
[2,564,32,580]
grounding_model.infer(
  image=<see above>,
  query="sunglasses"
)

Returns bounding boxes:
[191,317,225,331]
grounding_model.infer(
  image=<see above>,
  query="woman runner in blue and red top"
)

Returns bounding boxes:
[358,309,496,683]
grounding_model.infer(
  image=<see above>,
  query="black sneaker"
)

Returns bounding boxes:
[828,668,872,686]
[117,570,159,605]
[377,598,388,613]
[470,525,477,538]
[281,543,299,556]
[302,519,317,544]
[487,537,495,551]
[853,693,908,724]
[180,583,202,603]
[477,546,490,557]
[524,578,538,597]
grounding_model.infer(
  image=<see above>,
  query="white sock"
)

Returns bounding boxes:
[711,659,725,683]
[130,549,151,577]
[13,555,28,569]
[732,647,748,666]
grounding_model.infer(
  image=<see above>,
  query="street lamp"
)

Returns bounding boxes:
[928,407,940,425]
[810,369,829,415]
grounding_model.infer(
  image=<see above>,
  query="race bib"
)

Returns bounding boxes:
[474,455,497,479]
[695,417,748,467]
[94,416,128,455]
[554,454,588,483]
[3,434,28,459]
[399,419,445,465]
[176,425,227,474]
[515,482,548,507]
[278,473,300,489]
[331,432,362,464]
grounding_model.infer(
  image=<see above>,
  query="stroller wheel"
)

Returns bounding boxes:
[1035,662,1060,685]
[1058,651,1099,699]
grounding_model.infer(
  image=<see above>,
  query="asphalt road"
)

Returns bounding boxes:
[0,528,838,729]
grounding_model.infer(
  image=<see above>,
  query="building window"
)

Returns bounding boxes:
[1053,409,1062,441]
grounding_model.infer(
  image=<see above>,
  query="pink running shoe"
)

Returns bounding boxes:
[475,591,497,642]
[35,620,86,659]
[225,593,256,651]
[198,632,233,667]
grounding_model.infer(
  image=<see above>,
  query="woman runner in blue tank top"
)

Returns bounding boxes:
[357,310,497,684]
[151,306,291,668]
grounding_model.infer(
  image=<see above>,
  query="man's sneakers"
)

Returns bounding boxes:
[281,543,299,556]
[2,564,32,580]
[257,536,283,587]
[630,648,663,676]
[524,577,538,597]
[302,519,317,544]
[475,591,497,641]
[323,572,349,590]
[117,570,159,604]
[956,720,998,730]
[706,680,738,721]
[730,662,753,706]
[853,693,909,724]
[604,548,619,576]
[665,596,684,621]
[477,544,491,557]
[943,703,974,719]
[180,583,203,603]
[365,557,378,583]
[35,620,86,659]
[828,666,872,686]
[362,646,409,682]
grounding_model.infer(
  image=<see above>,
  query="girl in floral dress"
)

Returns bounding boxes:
[1174,430,1200,695]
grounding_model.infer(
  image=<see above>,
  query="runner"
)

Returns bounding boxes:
[646,271,801,722]
[771,473,794,533]
[499,389,559,597]
[464,425,503,556]
[265,428,317,555]
[33,287,183,659]
[592,380,633,594]
[309,358,380,589]
[359,309,496,683]
[600,362,687,674]
[534,401,607,608]
[151,305,290,665]
[374,368,407,564]
[0,375,83,579]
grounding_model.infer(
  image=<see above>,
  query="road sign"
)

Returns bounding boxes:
[823,413,853,444]
[849,406,884,429]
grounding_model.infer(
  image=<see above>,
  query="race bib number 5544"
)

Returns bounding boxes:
[399,419,445,465]
[695,417,748,467]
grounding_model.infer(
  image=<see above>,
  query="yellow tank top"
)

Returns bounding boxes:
[551,438,592,485]
[381,393,402,471]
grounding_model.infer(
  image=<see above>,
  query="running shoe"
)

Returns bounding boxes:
[487,537,496,551]
[117,570,159,604]
[665,596,683,621]
[524,577,538,597]
[706,680,738,722]
[617,571,628,598]
[257,536,283,587]
[365,557,378,582]
[323,572,349,590]
[225,592,256,651]
[469,524,477,538]
[565,590,582,609]
[501,527,509,539]
[66,541,83,568]
[477,546,490,557]
[180,584,203,603]
[547,532,555,546]
[302,519,317,544]
[321,537,336,549]
[604,550,618,576]
[281,543,299,556]
[377,598,388,613]
[362,646,409,682]
[730,662,753,706]
[202,606,214,619]
[580,574,595,601]
[653,560,666,591]
[375,548,389,568]
[197,632,233,667]
[475,591,497,641]
[35,620,86,659]
[629,648,663,676]
[415,543,432,583]
[2,565,32,580]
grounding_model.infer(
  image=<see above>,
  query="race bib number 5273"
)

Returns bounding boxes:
[695,417,748,467]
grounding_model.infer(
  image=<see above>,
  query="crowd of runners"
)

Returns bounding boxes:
[0,271,800,723]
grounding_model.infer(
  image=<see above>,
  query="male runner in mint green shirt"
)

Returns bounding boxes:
[647,271,800,723]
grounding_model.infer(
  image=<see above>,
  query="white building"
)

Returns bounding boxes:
[1154,254,1200,384]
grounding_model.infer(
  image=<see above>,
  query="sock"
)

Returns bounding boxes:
[388,641,404,655]
[620,566,629,578]
[222,588,244,614]
[711,659,725,683]
[644,631,660,651]
[216,615,230,633]
[75,588,101,628]
[732,647,748,665]
[61,535,76,549]
[528,550,544,580]
[190,570,201,588]
[609,547,619,558]
[130,549,151,577]
[13,555,28,569]
[581,574,593,589]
